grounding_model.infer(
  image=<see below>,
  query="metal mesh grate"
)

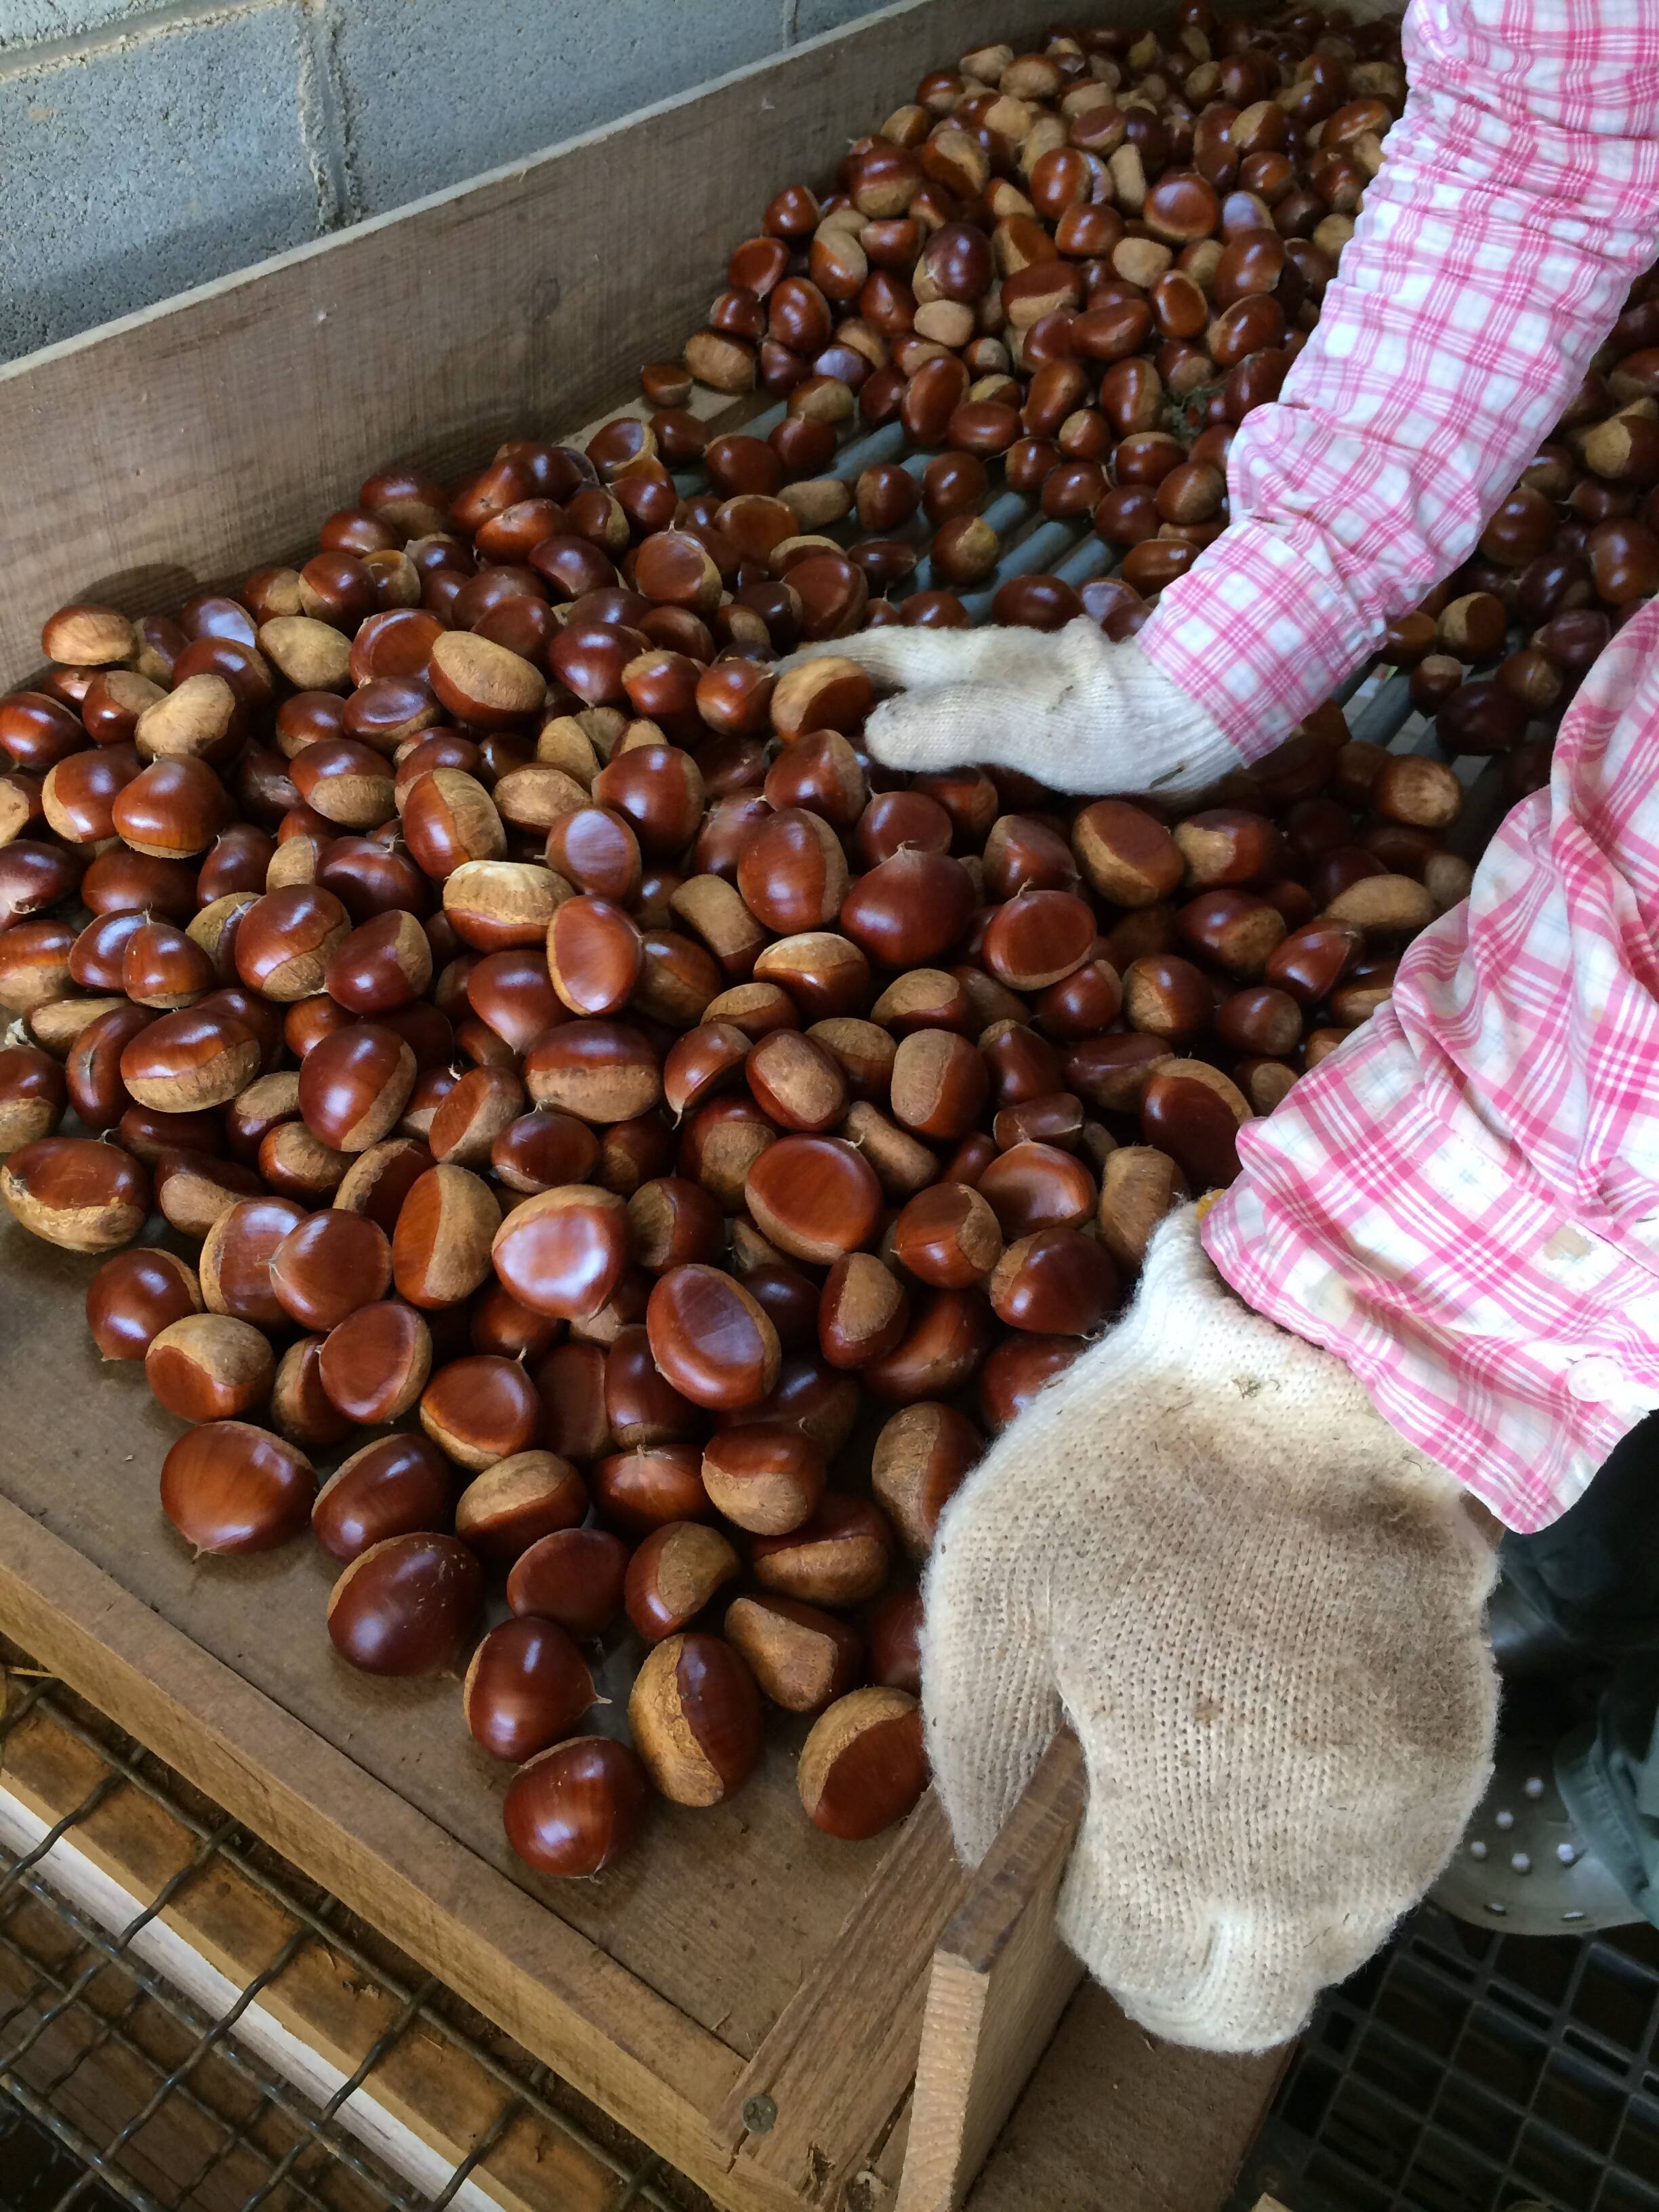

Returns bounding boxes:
[0,1646,710,2212]
[1230,1904,1659,2212]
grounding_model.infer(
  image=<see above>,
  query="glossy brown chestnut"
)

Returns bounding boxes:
[700,1421,827,1535]
[890,1183,1002,1289]
[870,1401,981,1561]
[270,1210,391,1330]
[988,1227,1118,1336]
[85,1248,203,1360]
[311,1433,453,1563]
[160,1421,315,1554]
[464,1616,595,1761]
[624,1521,741,1643]
[628,1632,762,1807]
[2,1136,150,1252]
[506,1526,630,1640]
[318,1300,433,1423]
[645,1264,781,1409]
[419,1353,541,1470]
[391,1164,501,1309]
[750,1493,895,1606]
[798,1687,926,1840]
[327,1533,484,1677]
[503,1737,650,1876]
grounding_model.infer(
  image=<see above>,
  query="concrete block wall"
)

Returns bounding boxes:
[0,0,890,365]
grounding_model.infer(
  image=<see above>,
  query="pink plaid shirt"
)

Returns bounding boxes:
[1140,0,1659,1529]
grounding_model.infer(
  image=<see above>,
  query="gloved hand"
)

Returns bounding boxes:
[796,619,1237,797]
[922,1204,1498,2054]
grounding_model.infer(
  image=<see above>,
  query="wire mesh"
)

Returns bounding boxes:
[0,1649,703,2212]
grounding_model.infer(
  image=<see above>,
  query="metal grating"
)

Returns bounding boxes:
[1231,1904,1659,2212]
[0,1647,708,2212]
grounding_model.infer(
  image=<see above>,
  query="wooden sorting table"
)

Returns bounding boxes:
[0,1,1272,2203]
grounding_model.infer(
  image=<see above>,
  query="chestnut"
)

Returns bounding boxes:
[327,1532,485,1677]
[311,1433,453,1562]
[870,1399,983,1563]
[121,1005,261,1114]
[628,1632,762,1807]
[1071,799,1184,906]
[745,1134,883,1264]
[318,1299,433,1423]
[503,1737,650,1877]
[839,848,975,966]
[624,1521,741,1642]
[525,1019,663,1124]
[0,1045,66,1154]
[890,1183,1002,1288]
[160,1420,316,1554]
[724,1593,862,1713]
[989,1227,1119,1336]
[491,1183,630,1319]
[391,1164,501,1309]
[979,1332,1084,1431]
[867,1584,924,1696]
[270,1210,391,1331]
[326,911,432,1014]
[977,1141,1095,1238]
[418,1352,541,1470]
[507,1525,630,1639]
[270,1334,354,1450]
[464,1616,595,1761]
[888,1030,988,1142]
[700,1421,827,1534]
[626,1176,722,1275]
[146,1311,274,1422]
[646,1263,781,1409]
[453,1453,586,1568]
[234,885,351,1000]
[2,1136,150,1252]
[798,1687,926,1841]
[592,1442,710,1534]
[818,1251,911,1370]
[86,1247,203,1360]
[750,1492,895,1606]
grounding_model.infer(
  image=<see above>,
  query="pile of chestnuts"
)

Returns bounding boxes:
[0,4,1643,1881]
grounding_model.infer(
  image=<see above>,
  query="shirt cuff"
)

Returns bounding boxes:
[1137,520,1372,764]
[1198,1005,1659,1532]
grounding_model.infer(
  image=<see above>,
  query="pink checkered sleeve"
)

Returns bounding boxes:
[1204,599,1659,1530]
[1139,0,1659,762]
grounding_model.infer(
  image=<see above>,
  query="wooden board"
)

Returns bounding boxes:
[0,0,1061,682]
[899,1732,1088,2212]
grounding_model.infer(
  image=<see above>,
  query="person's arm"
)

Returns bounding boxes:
[1141,0,1659,760]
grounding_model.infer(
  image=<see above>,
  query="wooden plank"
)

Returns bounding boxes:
[0,1706,625,2212]
[714,1790,966,2203]
[0,1498,795,2212]
[897,1733,1087,2212]
[964,1986,1286,2212]
[0,0,1059,682]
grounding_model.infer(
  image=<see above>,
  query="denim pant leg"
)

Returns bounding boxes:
[1500,1414,1659,1651]
[1496,1414,1659,1919]
[1557,1661,1659,1924]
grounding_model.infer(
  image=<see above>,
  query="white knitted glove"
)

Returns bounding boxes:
[922,1206,1498,2055]
[796,619,1239,797]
